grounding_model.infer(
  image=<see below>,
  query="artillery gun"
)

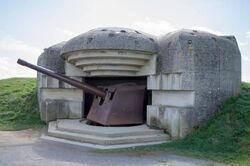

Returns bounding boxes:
[17,59,146,126]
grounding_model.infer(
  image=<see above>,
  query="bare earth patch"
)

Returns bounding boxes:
[0,129,40,146]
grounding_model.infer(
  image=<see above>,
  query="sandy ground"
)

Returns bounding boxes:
[0,128,224,166]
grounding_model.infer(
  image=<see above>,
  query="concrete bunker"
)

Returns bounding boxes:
[35,27,241,146]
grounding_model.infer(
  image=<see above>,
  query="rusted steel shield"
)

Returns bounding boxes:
[87,83,146,125]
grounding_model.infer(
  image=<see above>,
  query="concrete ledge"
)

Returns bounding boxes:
[40,100,83,122]
[67,50,152,62]
[41,88,83,101]
[137,54,156,75]
[57,119,164,137]
[152,90,195,107]
[147,74,182,90]
[39,75,60,88]
[41,135,168,150]
[47,120,170,147]
[62,76,83,89]
[65,62,87,77]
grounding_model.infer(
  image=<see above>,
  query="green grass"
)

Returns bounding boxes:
[100,83,250,166]
[159,82,250,166]
[0,78,45,130]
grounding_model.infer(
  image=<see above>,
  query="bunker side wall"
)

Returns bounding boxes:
[37,42,84,123]
[147,30,241,139]
[148,31,196,139]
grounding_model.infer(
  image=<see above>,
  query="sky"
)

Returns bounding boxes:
[0,0,250,81]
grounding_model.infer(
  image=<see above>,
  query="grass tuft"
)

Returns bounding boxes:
[0,78,45,130]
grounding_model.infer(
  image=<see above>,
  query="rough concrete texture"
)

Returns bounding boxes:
[41,88,83,101]
[152,29,241,138]
[37,42,66,95]
[37,41,66,73]
[152,90,195,107]
[147,105,195,139]
[147,73,182,90]
[61,27,157,55]
[56,119,166,137]
[37,42,66,122]
[40,99,83,123]
[65,61,87,77]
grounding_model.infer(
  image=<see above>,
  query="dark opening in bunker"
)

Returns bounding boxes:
[83,76,151,125]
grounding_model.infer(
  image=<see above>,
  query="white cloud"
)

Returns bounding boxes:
[0,57,9,71]
[190,26,226,36]
[131,18,228,37]
[0,36,41,54]
[0,57,36,79]
[246,32,250,38]
[63,30,76,36]
[55,28,76,37]
[131,18,177,36]
[238,40,248,47]
[239,31,250,82]
[0,32,42,79]
[238,32,250,48]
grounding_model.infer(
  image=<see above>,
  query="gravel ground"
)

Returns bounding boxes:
[0,128,224,166]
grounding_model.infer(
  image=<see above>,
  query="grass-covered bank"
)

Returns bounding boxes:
[160,82,250,165]
[0,78,45,130]
[102,83,250,166]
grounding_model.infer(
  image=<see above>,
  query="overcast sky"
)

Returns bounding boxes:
[0,0,250,81]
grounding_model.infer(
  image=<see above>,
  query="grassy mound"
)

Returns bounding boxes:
[152,82,250,165]
[0,78,45,130]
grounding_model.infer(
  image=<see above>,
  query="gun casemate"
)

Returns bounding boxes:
[17,59,146,126]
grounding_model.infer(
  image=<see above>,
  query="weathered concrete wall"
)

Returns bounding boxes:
[147,29,241,139]
[37,42,66,97]
[37,42,84,122]
[38,76,84,122]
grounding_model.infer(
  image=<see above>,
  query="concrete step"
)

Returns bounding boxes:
[48,120,170,146]
[56,119,165,137]
[41,135,168,150]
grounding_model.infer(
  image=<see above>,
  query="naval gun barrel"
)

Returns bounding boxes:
[17,59,106,98]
